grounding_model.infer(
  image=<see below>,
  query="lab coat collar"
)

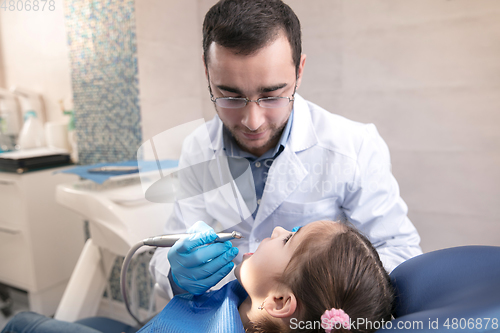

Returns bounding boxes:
[289,93,318,152]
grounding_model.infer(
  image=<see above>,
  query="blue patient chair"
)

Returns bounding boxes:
[379,245,500,332]
[51,246,500,332]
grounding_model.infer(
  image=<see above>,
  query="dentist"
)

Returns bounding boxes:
[151,0,422,297]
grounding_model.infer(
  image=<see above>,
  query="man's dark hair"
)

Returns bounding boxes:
[203,0,302,73]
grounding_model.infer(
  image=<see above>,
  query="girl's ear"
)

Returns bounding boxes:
[264,290,297,318]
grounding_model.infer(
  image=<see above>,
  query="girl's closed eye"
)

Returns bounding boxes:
[283,233,293,244]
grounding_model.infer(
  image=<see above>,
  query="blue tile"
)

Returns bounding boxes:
[64,0,142,165]
[64,0,152,310]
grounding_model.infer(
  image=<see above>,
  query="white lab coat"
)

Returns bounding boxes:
[150,94,422,296]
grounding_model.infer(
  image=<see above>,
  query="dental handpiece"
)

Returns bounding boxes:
[122,230,243,326]
[142,231,243,247]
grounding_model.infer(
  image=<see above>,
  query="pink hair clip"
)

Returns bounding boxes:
[321,308,350,332]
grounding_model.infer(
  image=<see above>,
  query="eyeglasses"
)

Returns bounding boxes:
[210,95,295,109]
[207,77,297,109]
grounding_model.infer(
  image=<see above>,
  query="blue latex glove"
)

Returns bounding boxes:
[292,226,302,232]
[168,221,239,295]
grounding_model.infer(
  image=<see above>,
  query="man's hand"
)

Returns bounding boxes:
[167,221,238,295]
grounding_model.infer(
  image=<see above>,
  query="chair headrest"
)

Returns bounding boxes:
[378,246,500,332]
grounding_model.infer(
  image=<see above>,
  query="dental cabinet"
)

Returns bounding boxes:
[0,167,85,316]
[54,170,177,322]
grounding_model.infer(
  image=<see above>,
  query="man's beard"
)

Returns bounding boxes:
[215,104,293,155]
[230,122,286,154]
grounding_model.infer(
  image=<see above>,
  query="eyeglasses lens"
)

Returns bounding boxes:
[216,99,246,109]
[259,98,288,108]
[215,98,290,109]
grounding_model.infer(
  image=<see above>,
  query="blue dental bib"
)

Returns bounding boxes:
[138,280,248,333]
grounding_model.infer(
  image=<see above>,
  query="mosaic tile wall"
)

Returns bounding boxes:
[64,0,152,310]
[64,0,142,165]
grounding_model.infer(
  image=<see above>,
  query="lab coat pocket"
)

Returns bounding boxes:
[274,197,343,228]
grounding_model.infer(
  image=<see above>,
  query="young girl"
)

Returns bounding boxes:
[139,220,394,332]
[1,220,392,333]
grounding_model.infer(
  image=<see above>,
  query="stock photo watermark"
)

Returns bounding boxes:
[1,0,55,11]
[263,160,392,196]
[290,317,499,331]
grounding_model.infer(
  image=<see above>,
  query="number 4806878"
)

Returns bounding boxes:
[1,0,56,11]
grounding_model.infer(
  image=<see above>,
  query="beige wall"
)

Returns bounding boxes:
[0,22,5,88]
[0,5,72,121]
[1,2,498,252]
[137,0,500,252]
[135,1,206,143]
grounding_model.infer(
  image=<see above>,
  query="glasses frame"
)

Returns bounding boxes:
[207,74,297,110]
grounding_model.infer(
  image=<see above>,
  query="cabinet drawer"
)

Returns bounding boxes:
[0,177,26,228]
[0,228,32,289]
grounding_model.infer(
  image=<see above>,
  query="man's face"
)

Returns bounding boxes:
[205,34,305,157]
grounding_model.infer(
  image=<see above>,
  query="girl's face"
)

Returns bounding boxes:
[235,223,313,298]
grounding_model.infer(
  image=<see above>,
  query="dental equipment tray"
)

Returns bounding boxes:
[0,148,71,173]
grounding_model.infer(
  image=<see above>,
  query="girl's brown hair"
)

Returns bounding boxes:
[246,221,394,333]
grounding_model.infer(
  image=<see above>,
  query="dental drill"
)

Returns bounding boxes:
[142,231,242,247]
[120,231,243,326]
